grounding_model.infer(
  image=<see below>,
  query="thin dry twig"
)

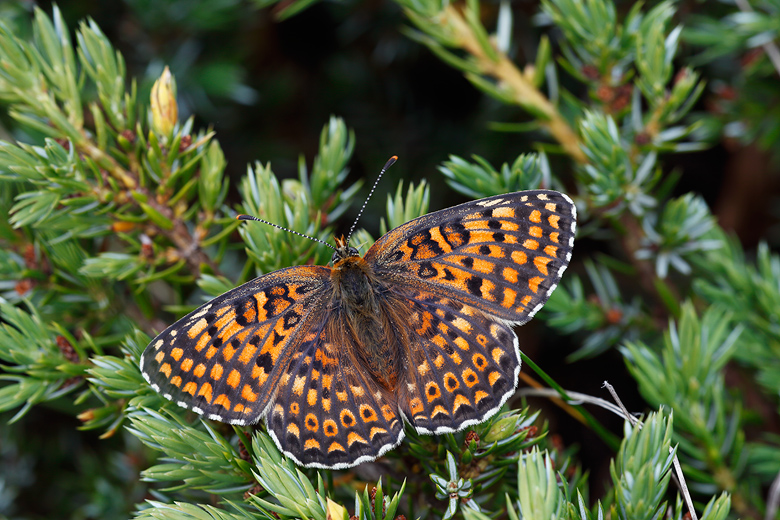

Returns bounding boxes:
[766,470,780,520]
[602,382,697,520]
[519,382,698,520]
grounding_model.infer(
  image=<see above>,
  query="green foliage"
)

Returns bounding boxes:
[684,1,780,158]
[0,1,777,520]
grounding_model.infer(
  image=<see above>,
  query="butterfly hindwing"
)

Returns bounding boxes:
[366,190,576,325]
[140,266,331,425]
[265,317,405,469]
[390,287,520,434]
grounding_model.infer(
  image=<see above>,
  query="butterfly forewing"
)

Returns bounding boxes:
[365,190,576,325]
[141,266,331,424]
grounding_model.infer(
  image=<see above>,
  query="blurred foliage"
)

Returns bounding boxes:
[0,1,778,520]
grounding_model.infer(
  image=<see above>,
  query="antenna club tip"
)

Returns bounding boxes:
[383,155,398,170]
[236,214,252,221]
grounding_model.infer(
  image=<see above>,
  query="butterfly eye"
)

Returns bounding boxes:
[332,247,359,264]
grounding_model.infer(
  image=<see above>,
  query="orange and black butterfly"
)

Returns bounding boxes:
[141,157,576,469]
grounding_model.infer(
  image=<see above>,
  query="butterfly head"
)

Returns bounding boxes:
[331,236,360,265]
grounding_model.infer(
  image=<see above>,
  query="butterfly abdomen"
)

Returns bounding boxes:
[330,256,403,390]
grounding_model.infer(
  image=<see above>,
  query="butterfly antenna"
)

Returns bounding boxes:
[236,214,337,251]
[345,155,397,246]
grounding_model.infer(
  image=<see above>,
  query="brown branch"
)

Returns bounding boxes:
[444,5,588,164]
[76,133,220,276]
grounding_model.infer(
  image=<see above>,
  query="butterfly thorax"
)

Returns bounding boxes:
[330,253,400,390]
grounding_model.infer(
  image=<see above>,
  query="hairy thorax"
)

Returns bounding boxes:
[329,256,402,390]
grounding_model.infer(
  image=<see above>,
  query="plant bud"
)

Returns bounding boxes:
[150,66,178,139]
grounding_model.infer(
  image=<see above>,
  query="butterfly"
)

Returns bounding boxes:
[141,158,576,469]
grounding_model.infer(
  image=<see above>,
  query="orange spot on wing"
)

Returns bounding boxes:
[529,276,544,293]
[370,427,388,439]
[511,251,527,264]
[462,369,477,387]
[523,239,539,250]
[431,405,449,418]
[195,333,210,352]
[381,404,395,421]
[292,375,306,396]
[193,363,206,378]
[253,292,268,319]
[529,209,542,223]
[171,376,182,387]
[464,219,488,230]
[425,382,441,402]
[215,308,236,330]
[198,382,213,403]
[323,419,338,436]
[170,348,183,361]
[210,363,223,380]
[218,320,242,343]
[327,442,345,453]
[221,343,236,361]
[472,258,495,273]
[238,342,257,365]
[453,394,471,413]
[452,337,468,352]
[227,369,241,388]
[242,384,258,402]
[183,382,197,396]
[529,226,543,238]
[544,245,558,257]
[252,365,268,385]
[492,207,514,218]
[304,439,320,450]
[502,267,519,283]
[548,215,560,229]
[534,256,552,275]
[502,288,517,308]
[188,318,208,339]
[155,351,165,364]
[214,394,231,409]
[466,230,495,244]
[347,432,367,446]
